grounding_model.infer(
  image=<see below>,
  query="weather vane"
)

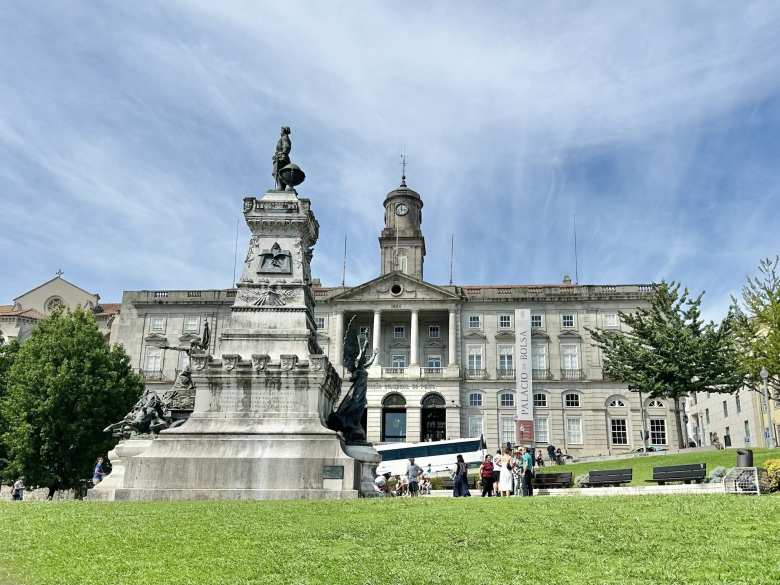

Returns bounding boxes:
[400,148,407,186]
[55,269,64,277]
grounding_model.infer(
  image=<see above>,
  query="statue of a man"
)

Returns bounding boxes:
[272,126,292,190]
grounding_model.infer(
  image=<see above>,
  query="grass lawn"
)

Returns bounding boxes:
[2,495,779,585]
[537,447,780,485]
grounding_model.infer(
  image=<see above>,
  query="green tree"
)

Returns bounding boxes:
[0,338,21,478]
[731,257,780,396]
[0,307,141,496]
[589,282,743,448]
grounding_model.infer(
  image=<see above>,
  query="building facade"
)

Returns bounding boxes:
[686,389,779,449]
[111,179,680,455]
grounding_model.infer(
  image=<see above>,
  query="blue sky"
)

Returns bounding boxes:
[1,1,779,320]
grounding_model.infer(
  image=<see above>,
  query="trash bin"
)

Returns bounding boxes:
[736,449,753,467]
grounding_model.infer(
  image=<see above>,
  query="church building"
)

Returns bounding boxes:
[111,177,680,455]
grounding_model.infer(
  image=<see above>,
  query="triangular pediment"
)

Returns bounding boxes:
[328,271,461,303]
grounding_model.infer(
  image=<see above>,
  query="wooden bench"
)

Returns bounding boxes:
[583,468,632,487]
[533,472,574,489]
[648,463,706,485]
[438,475,478,490]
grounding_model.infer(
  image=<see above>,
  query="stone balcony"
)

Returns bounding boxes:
[465,368,488,380]
[533,369,553,380]
[560,368,585,381]
[497,368,515,380]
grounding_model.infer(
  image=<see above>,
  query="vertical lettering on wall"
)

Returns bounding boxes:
[514,308,534,444]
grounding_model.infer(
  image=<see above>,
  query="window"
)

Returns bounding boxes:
[722,400,728,417]
[315,316,325,330]
[398,256,408,274]
[498,314,512,329]
[533,393,548,408]
[426,355,441,369]
[468,315,481,329]
[468,415,483,438]
[382,394,406,442]
[532,343,547,370]
[735,394,741,414]
[561,314,575,328]
[744,420,751,443]
[611,418,628,445]
[566,416,583,444]
[183,316,200,334]
[501,417,515,446]
[500,393,515,408]
[467,346,482,371]
[498,345,513,371]
[150,316,165,333]
[391,354,407,368]
[45,296,65,312]
[648,400,665,408]
[649,419,667,445]
[393,326,405,339]
[144,347,161,372]
[359,326,371,338]
[534,417,549,443]
[428,325,440,338]
[468,393,483,407]
[177,350,189,372]
[705,408,710,424]
[531,314,544,329]
[561,344,579,370]
[564,393,581,408]
[604,313,618,328]
[608,398,626,407]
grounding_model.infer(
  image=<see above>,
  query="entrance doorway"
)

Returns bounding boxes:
[421,393,446,441]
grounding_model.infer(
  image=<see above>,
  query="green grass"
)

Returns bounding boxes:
[2,496,780,585]
[537,447,780,484]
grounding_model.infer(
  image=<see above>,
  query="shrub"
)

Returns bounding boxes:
[764,459,780,492]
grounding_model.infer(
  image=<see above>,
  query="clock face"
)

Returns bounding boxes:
[395,203,409,216]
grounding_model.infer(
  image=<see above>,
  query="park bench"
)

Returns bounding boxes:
[648,463,706,485]
[533,472,574,489]
[438,475,478,491]
[583,468,632,487]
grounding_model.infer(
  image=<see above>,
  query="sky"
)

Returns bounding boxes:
[1,1,779,320]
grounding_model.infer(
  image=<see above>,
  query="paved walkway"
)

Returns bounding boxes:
[429,482,725,497]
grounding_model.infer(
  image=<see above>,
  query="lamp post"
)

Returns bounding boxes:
[760,367,777,448]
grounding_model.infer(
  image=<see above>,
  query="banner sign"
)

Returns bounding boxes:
[515,308,534,445]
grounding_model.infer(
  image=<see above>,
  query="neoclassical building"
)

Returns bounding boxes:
[111,178,680,455]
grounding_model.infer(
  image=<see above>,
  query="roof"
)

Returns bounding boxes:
[96,303,121,314]
[0,307,44,319]
[13,275,98,302]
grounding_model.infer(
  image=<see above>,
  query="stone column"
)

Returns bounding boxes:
[333,310,344,367]
[448,309,457,366]
[372,310,382,365]
[410,309,419,366]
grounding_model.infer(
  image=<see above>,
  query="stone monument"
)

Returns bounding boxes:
[100,127,376,500]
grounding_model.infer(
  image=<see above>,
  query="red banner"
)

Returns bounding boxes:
[515,419,534,446]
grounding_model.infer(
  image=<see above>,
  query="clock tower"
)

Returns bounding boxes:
[379,175,426,279]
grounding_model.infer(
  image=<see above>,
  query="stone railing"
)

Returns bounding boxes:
[560,368,584,381]
[533,369,553,380]
[383,367,406,376]
[497,368,515,379]
[422,367,443,377]
[466,368,487,379]
[138,369,165,381]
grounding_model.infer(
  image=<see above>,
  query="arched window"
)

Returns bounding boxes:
[608,398,626,408]
[499,393,515,407]
[422,393,446,408]
[45,296,65,313]
[381,393,406,443]
[533,393,548,408]
[468,392,483,407]
[421,393,446,441]
[648,400,665,408]
[564,392,581,408]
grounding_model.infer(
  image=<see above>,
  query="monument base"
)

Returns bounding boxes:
[113,431,359,501]
[343,443,382,497]
[87,437,154,501]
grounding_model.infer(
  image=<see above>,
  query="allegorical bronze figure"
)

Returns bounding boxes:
[271,126,305,190]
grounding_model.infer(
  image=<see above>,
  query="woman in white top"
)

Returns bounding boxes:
[497,447,514,496]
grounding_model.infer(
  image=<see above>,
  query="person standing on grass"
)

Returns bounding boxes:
[479,454,495,497]
[92,457,106,485]
[406,458,423,497]
[12,477,25,501]
[547,444,557,464]
[522,447,535,497]
[498,447,514,497]
[453,454,471,497]
[492,449,503,496]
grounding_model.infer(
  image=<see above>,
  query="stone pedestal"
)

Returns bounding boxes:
[87,437,153,501]
[112,189,372,500]
[343,443,382,497]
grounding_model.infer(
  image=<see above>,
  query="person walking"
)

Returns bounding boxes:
[497,447,514,497]
[522,447,535,497]
[12,477,25,501]
[479,454,495,497]
[452,454,471,497]
[406,458,423,497]
[92,457,106,485]
[492,449,503,496]
[512,449,524,496]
